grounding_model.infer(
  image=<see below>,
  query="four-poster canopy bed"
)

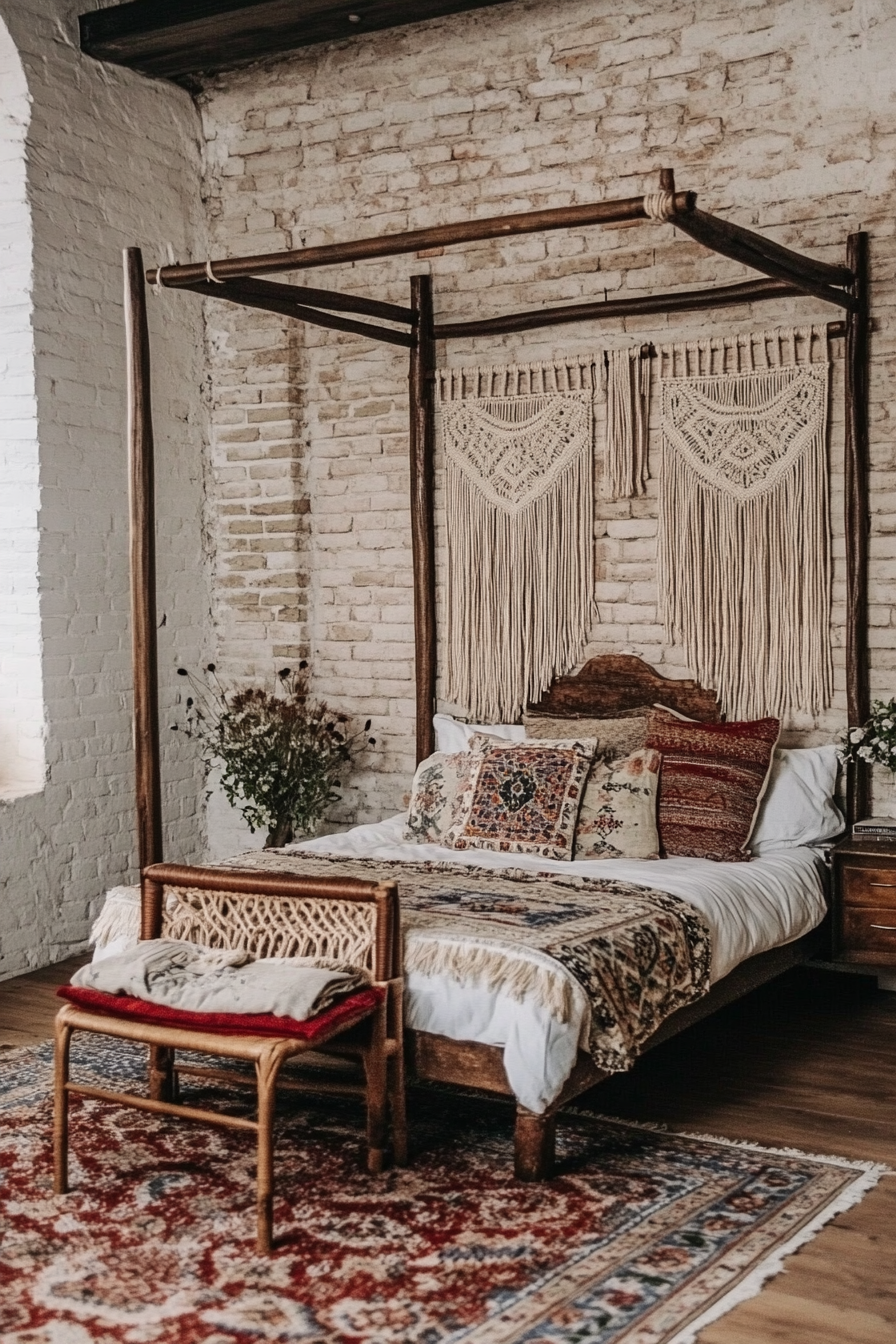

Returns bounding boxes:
[122,168,870,1178]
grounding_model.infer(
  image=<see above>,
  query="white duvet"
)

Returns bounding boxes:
[292,816,828,1113]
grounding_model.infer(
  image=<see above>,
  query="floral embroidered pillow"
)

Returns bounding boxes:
[574,748,661,860]
[445,736,597,860]
[404,751,474,844]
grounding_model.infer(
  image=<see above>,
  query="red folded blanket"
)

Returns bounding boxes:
[57,983,383,1041]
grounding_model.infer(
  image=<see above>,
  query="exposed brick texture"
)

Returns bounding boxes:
[197,0,896,831]
[5,0,896,920]
[0,0,209,979]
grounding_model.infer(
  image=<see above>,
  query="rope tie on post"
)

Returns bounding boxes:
[642,192,677,223]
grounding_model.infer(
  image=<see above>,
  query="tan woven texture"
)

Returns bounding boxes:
[658,324,832,720]
[436,356,597,722]
[605,347,651,502]
[161,886,378,972]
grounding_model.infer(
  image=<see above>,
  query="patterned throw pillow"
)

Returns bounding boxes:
[445,736,596,860]
[574,748,661,860]
[404,751,474,844]
[524,713,648,757]
[645,711,780,862]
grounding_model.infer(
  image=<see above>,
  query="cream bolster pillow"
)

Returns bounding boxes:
[524,712,648,757]
[749,744,844,852]
[433,712,525,754]
[72,940,369,1021]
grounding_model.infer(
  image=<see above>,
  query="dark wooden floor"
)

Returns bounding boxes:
[0,954,90,1049]
[1,958,893,1342]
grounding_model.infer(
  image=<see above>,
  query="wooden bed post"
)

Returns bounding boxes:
[123,188,871,1177]
[124,248,163,873]
[845,232,870,824]
[409,274,437,763]
[125,248,168,1103]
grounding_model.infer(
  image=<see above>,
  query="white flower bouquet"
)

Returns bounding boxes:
[841,699,896,771]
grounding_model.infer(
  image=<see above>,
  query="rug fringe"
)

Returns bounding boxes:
[561,1105,889,1342]
[665,1161,889,1344]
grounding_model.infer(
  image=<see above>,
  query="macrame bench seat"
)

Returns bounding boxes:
[53,863,406,1255]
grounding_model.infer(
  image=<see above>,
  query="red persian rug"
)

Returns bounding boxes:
[0,1038,884,1344]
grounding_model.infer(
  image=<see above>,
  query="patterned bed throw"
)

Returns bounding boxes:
[201,852,712,1075]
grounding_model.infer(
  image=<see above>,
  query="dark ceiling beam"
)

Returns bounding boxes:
[79,0,518,82]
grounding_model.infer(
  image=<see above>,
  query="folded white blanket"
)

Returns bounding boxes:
[72,940,370,1021]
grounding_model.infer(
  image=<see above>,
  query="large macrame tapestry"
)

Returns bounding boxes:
[658,326,832,721]
[436,358,597,722]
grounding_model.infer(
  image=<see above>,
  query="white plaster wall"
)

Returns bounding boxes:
[205,763,265,859]
[197,0,896,829]
[0,1,210,979]
[0,17,42,795]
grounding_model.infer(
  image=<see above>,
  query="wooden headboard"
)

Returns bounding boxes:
[529,654,721,723]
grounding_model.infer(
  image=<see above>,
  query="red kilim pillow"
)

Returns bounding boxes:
[645,710,780,862]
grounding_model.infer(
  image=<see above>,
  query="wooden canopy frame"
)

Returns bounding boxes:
[125,167,870,874]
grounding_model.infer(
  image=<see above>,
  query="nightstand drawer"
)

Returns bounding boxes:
[841,905,896,955]
[839,864,896,908]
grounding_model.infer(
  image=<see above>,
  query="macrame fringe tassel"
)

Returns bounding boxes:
[605,347,651,500]
[658,326,832,721]
[446,446,595,722]
[438,358,597,723]
[659,446,832,720]
[405,935,577,1021]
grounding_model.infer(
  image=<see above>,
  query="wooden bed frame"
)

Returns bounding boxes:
[413,933,824,1180]
[407,652,827,1179]
[121,167,864,1178]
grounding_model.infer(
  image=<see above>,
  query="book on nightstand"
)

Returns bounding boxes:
[852,816,896,838]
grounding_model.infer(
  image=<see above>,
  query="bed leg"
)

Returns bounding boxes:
[514,1106,556,1181]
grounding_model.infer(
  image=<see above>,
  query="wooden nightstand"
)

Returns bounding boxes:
[831,836,896,966]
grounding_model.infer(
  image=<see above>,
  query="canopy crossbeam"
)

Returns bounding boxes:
[157,172,856,346]
[126,168,871,877]
[147,189,697,287]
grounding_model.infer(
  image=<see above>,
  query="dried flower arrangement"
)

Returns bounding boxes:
[173,662,375,847]
[841,699,896,773]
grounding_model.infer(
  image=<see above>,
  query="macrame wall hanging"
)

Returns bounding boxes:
[604,347,651,501]
[436,357,598,722]
[657,325,832,721]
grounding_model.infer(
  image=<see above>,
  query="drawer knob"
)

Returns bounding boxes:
[870,882,896,888]
[869,924,896,931]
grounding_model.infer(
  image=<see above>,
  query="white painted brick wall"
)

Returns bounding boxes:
[0,22,42,795]
[0,0,209,979]
[196,0,896,828]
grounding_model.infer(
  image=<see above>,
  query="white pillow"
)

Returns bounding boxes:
[433,713,525,754]
[749,745,844,853]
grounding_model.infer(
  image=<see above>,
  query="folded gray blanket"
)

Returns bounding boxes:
[72,940,370,1021]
